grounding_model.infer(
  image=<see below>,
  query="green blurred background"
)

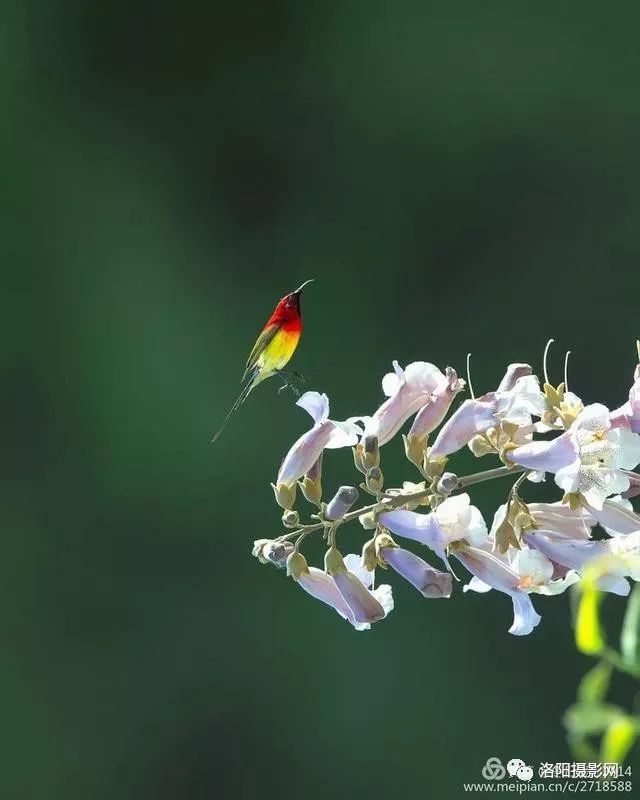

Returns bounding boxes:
[6,1,640,797]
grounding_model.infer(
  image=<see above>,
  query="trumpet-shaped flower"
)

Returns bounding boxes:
[455,542,542,635]
[361,361,451,446]
[287,551,392,630]
[276,392,361,487]
[325,548,393,625]
[429,368,542,458]
[377,537,453,598]
[380,493,487,568]
[511,404,640,509]
[526,501,596,540]
[407,367,465,442]
[523,531,632,596]
[588,496,640,536]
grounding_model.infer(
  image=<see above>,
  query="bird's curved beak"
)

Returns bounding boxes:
[294,279,314,294]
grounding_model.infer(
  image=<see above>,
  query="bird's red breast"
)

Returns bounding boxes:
[266,292,303,330]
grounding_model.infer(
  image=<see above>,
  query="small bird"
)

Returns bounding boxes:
[211,280,314,443]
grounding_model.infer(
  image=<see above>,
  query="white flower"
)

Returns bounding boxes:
[511,403,640,509]
[611,378,640,434]
[379,493,487,569]
[511,549,580,596]
[362,361,450,446]
[608,533,640,581]
[456,543,542,635]
[433,494,488,546]
[276,392,361,487]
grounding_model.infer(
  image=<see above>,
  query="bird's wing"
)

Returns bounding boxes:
[242,323,279,381]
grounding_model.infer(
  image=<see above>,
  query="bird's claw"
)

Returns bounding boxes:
[278,382,301,398]
[276,369,305,398]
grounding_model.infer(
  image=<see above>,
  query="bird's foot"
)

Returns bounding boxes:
[276,369,305,398]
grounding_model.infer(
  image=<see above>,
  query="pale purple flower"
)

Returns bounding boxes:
[361,361,450,446]
[511,403,640,509]
[455,543,542,635]
[276,392,361,487]
[589,496,640,536]
[287,551,392,630]
[407,367,465,441]
[429,369,542,458]
[379,545,453,598]
[526,501,596,539]
[523,531,631,596]
[380,493,487,568]
[325,486,360,521]
[325,548,394,625]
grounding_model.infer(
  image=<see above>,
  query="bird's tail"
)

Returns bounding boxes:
[211,375,256,444]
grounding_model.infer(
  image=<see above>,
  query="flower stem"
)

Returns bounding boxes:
[457,465,525,489]
[278,464,527,542]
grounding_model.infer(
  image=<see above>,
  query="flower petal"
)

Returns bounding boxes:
[332,570,387,624]
[295,567,359,624]
[296,391,329,424]
[508,592,542,636]
[589,496,640,536]
[510,432,578,473]
[343,553,374,588]
[429,396,498,458]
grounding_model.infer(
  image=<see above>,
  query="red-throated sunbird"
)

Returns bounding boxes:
[211,280,314,443]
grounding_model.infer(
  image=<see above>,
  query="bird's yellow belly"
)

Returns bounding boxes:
[258,328,299,376]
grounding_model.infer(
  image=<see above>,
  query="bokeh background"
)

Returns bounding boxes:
[6,1,640,797]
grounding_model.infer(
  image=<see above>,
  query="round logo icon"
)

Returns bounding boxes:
[482,757,506,780]
[507,758,525,777]
[517,765,534,782]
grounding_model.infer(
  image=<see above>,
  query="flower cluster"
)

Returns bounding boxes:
[254,343,640,635]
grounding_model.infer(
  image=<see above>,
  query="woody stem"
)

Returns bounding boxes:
[278,464,527,541]
[457,465,526,489]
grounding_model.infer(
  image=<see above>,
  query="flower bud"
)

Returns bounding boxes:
[271,481,297,510]
[362,435,380,469]
[263,540,295,568]
[282,509,300,528]
[436,472,458,496]
[325,485,360,521]
[366,466,384,493]
[252,539,272,563]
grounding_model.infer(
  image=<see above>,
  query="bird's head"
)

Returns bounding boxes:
[276,279,314,318]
